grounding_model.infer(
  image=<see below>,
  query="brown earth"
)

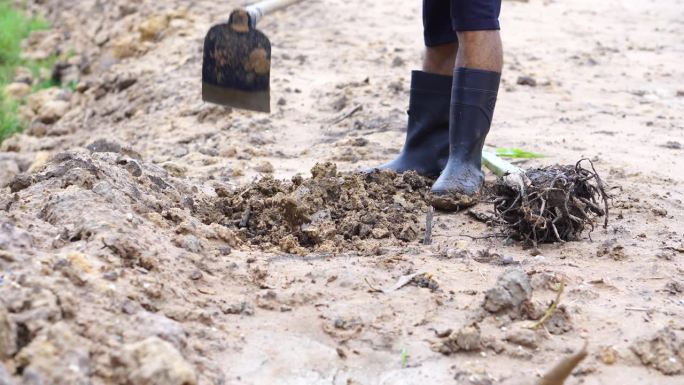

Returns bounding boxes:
[1,0,683,384]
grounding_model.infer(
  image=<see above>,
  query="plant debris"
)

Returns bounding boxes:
[492,160,609,245]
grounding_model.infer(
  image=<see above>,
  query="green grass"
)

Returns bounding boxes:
[0,0,50,142]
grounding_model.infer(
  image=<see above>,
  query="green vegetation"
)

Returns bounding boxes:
[0,1,50,142]
[495,147,545,159]
[400,348,408,368]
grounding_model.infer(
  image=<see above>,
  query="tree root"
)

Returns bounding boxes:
[493,159,609,246]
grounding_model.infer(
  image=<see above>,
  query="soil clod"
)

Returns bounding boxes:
[631,327,684,375]
[483,269,532,318]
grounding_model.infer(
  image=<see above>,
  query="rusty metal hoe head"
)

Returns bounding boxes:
[202,9,272,113]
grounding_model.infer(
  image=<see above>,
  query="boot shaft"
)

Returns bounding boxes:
[448,68,501,166]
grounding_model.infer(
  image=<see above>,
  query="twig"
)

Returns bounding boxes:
[331,105,362,124]
[529,280,565,330]
[239,205,252,228]
[625,307,651,312]
[364,278,382,293]
[423,207,434,245]
[459,233,506,240]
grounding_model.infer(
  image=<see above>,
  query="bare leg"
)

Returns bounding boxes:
[423,41,459,76]
[455,30,502,72]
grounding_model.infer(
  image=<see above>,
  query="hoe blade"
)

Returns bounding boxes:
[202,10,271,113]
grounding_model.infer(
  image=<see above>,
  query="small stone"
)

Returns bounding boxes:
[38,100,70,124]
[111,35,141,59]
[454,325,481,351]
[175,235,202,253]
[162,162,187,177]
[118,337,197,385]
[351,137,368,147]
[221,301,254,316]
[516,76,537,87]
[209,223,239,247]
[397,223,418,241]
[94,30,110,46]
[139,15,170,41]
[599,346,617,365]
[254,161,274,174]
[119,159,143,177]
[117,76,137,91]
[103,271,118,281]
[3,83,31,101]
[173,147,189,158]
[447,248,472,259]
[652,207,668,216]
[664,280,683,294]
[505,326,538,349]
[0,160,20,188]
[133,312,187,350]
[500,255,516,265]
[483,269,532,316]
[371,227,390,239]
[28,151,50,172]
[189,271,202,280]
[661,141,682,150]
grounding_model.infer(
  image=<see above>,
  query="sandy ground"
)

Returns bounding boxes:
[1,0,683,384]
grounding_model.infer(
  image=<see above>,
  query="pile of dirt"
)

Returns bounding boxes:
[631,327,684,375]
[435,269,574,357]
[201,163,432,253]
[493,160,609,245]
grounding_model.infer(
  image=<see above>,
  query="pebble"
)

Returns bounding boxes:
[3,83,31,101]
[516,75,537,87]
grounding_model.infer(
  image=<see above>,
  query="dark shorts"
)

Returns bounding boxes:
[423,0,502,46]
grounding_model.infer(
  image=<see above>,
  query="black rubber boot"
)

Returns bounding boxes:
[371,70,452,177]
[431,67,501,211]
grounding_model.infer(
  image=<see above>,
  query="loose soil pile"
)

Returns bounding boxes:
[201,163,432,253]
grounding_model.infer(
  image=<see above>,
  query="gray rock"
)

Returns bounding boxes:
[505,326,538,349]
[516,76,537,87]
[454,325,481,351]
[133,312,187,349]
[483,269,532,316]
[0,221,33,252]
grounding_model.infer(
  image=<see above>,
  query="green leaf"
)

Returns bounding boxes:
[400,348,408,368]
[495,147,545,159]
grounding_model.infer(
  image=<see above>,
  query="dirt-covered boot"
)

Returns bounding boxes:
[370,70,452,177]
[431,68,501,210]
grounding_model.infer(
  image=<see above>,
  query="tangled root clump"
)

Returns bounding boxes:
[493,159,609,245]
